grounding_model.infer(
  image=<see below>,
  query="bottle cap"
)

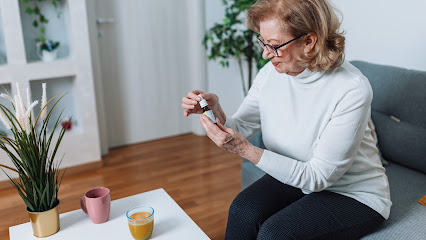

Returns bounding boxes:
[198,94,208,108]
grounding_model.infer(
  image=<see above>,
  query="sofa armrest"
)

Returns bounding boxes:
[242,131,266,189]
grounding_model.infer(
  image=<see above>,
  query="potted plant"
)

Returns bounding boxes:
[21,0,62,61]
[36,39,60,62]
[203,0,268,96]
[0,83,69,237]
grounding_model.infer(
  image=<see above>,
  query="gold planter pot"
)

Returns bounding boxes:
[27,201,60,238]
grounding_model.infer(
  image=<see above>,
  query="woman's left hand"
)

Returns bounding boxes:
[200,115,263,164]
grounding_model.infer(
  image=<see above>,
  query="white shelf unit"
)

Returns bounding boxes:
[0,0,101,181]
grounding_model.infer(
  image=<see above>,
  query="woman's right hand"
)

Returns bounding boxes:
[182,90,219,117]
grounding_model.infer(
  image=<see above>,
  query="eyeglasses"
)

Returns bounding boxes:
[257,34,304,57]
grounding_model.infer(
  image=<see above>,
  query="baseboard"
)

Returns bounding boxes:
[0,160,104,191]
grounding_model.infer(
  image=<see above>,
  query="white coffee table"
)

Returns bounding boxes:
[9,188,210,239]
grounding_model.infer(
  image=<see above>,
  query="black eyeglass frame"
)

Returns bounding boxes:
[256,34,305,57]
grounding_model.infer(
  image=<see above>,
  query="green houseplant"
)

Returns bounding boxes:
[203,0,268,96]
[21,0,62,61]
[0,83,69,237]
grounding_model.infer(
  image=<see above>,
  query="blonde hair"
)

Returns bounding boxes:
[247,0,345,71]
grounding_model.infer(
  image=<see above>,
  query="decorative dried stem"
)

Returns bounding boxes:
[0,111,11,129]
[41,83,47,121]
[0,93,14,104]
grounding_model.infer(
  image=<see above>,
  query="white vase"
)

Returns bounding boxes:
[39,49,58,62]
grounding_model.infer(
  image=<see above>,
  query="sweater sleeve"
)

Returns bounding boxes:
[256,79,373,192]
[225,64,269,138]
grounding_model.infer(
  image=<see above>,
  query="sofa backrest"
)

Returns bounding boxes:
[351,61,426,173]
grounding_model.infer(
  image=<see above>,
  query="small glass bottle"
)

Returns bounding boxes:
[198,94,217,124]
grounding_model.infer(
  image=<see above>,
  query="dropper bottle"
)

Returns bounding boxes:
[198,94,217,124]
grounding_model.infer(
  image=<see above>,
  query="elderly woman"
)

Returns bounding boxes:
[182,0,391,239]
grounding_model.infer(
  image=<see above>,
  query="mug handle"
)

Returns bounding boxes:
[80,196,88,214]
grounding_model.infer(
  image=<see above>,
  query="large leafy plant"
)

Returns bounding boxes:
[0,83,69,212]
[203,0,268,96]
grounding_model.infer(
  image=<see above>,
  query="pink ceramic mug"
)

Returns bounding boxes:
[80,187,111,224]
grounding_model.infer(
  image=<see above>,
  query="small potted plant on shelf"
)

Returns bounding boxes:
[0,83,69,238]
[21,0,62,61]
[36,39,60,62]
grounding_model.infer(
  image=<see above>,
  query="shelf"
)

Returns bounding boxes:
[30,76,78,132]
[0,8,7,65]
[0,58,76,83]
[19,0,71,63]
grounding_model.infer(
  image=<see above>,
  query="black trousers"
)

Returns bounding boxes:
[225,174,385,240]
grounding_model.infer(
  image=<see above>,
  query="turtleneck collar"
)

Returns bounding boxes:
[290,68,326,84]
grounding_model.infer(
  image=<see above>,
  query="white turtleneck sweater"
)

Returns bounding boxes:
[225,61,392,219]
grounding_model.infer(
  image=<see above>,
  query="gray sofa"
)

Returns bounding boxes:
[241,61,426,239]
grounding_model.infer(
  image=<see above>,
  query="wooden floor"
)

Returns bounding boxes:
[0,134,242,239]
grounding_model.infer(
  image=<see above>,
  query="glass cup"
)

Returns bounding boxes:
[126,206,154,240]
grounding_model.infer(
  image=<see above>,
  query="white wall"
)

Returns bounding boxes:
[204,0,250,118]
[331,0,426,71]
[205,0,426,116]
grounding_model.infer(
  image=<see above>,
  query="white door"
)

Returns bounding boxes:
[90,0,206,148]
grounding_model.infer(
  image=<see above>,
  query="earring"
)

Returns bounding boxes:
[304,52,308,56]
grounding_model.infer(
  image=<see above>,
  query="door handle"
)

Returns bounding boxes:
[96,18,114,24]
[96,18,114,37]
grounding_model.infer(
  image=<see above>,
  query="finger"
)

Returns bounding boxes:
[182,97,198,105]
[188,91,203,101]
[184,108,200,116]
[182,103,195,110]
[201,115,219,138]
[216,118,227,131]
[202,115,222,135]
[200,115,220,143]
[201,115,232,145]
[201,115,214,130]
[200,115,208,130]
[216,118,233,136]
[201,117,225,147]
[184,110,196,116]
[201,93,214,101]
[216,118,237,143]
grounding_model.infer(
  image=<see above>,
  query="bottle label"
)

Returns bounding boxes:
[203,110,217,124]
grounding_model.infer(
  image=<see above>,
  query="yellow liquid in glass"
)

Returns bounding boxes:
[128,212,154,240]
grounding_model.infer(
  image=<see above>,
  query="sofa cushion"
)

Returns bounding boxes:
[351,61,426,173]
[361,162,426,239]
